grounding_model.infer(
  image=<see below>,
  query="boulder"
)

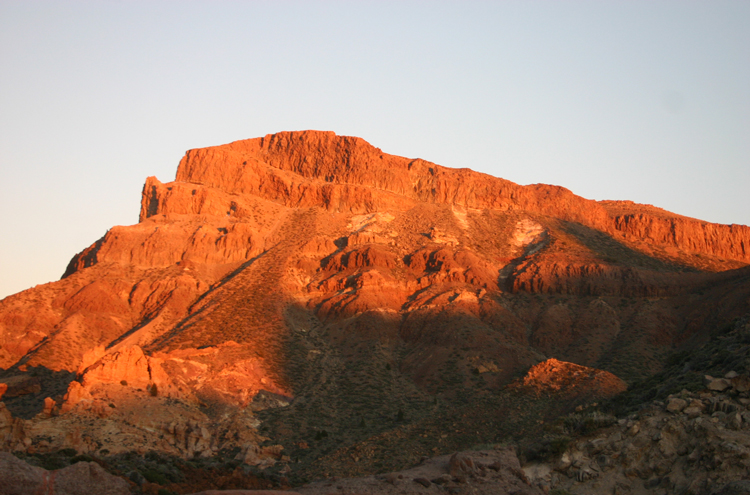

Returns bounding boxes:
[705,376,731,392]
[715,481,750,495]
[666,398,688,413]
[81,346,151,389]
[188,492,302,495]
[449,451,478,478]
[731,375,750,393]
[0,375,41,398]
[0,452,130,495]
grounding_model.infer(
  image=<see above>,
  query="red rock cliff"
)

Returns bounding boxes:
[141,130,749,266]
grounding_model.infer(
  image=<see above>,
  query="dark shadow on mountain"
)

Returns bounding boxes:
[0,366,75,419]
[558,220,698,272]
[61,235,106,279]
[141,249,273,352]
[260,266,750,481]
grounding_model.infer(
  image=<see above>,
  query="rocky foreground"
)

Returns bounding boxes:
[4,369,750,495]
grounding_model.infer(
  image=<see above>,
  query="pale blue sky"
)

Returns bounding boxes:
[1,1,748,299]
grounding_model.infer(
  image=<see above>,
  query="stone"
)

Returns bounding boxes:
[81,346,152,389]
[684,406,703,418]
[511,358,627,398]
[715,480,750,495]
[449,451,478,477]
[187,492,303,495]
[0,375,41,398]
[666,398,688,413]
[731,375,750,393]
[61,381,93,412]
[432,474,453,484]
[707,378,731,392]
[727,412,743,430]
[0,452,130,495]
[413,477,432,487]
[41,397,56,417]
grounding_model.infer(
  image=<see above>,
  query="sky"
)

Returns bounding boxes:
[1,0,748,300]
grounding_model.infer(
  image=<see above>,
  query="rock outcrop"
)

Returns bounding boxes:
[524,371,750,495]
[512,358,628,399]
[156,132,750,266]
[0,451,130,495]
[296,447,543,495]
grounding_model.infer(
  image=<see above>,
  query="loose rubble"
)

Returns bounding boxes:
[296,447,543,495]
[524,371,750,495]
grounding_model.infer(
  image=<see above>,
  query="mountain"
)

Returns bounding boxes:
[1,131,749,494]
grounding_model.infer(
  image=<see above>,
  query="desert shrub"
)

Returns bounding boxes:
[142,469,168,485]
[145,450,165,463]
[522,435,571,463]
[549,436,571,455]
[666,351,690,367]
[36,454,68,471]
[563,411,616,436]
[149,384,158,397]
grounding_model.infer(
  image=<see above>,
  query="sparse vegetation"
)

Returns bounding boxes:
[562,411,616,436]
[607,316,750,416]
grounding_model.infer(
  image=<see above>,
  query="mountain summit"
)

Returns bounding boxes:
[1,131,749,492]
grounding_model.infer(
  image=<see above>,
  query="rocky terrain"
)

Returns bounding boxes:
[1,131,749,494]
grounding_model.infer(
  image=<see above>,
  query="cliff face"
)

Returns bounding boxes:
[610,210,749,264]
[156,131,749,265]
[1,131,749,484]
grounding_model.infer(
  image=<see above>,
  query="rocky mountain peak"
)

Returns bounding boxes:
[1,131,749,493]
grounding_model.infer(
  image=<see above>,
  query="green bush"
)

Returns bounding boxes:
[142,469,168,485]
[549,436,571,455]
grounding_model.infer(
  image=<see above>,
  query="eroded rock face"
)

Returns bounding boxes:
[164,132,750,266]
